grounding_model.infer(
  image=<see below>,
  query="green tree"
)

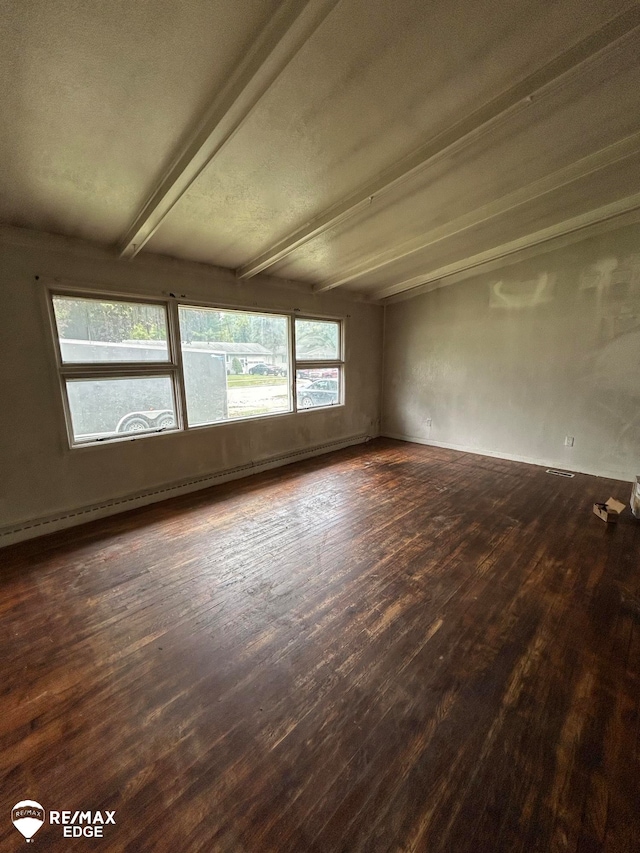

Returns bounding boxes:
[130,322,165,340]
[295,320,338,359]
[53,297,166,343]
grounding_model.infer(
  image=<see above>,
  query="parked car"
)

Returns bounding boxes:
[297,368,337,381]
[297,379,339,409]
[248,363,278,375]
[116,410,176,433]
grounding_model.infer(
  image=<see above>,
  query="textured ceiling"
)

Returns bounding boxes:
[1,0,639,301]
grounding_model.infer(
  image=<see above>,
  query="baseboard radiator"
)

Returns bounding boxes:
[1,433,370,547]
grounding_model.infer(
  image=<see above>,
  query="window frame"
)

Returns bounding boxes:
[177,303,293,427]
[45,284,345,448]
[47,291,184,446]
[293,316,345,412]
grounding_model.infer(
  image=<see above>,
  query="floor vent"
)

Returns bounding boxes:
[545,469,575,478]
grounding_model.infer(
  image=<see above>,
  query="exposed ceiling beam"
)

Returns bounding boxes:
[236,5,640,281]
[117,0,340,259]
[371,191,640,301]
[382,206,640,305]
[312,130,640,293]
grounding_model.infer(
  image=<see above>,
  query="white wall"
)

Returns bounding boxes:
[382,221,640,482]
[0,229,383,543]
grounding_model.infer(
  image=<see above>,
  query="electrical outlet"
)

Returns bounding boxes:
[564,435,574,447]
[425,418,432,428]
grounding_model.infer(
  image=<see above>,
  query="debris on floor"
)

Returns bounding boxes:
[593,497,625,523]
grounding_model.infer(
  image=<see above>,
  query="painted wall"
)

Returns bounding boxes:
[0,230,383,541]
[382,221,640,481]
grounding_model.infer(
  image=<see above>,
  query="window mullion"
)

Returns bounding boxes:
[291,312,298,413]
[294,360,343,370]
[60,363,178,379]
[168,301,189,431]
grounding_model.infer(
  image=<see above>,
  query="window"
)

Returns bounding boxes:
[178,306,291,425]
[49,292,344,446]
[294,318,343,410]
[53,296,170,362]
[51,296,179,444]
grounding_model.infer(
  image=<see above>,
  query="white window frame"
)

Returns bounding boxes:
[176,302,293,426]
[48,292,184,446]
[293,316,345,412]
[45,285,345,447]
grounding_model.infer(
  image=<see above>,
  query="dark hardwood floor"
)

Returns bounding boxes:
[1,438,639,852]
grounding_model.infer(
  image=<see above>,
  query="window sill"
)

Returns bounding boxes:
[68,403,346,449]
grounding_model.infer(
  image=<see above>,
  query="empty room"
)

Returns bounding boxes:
[1,1,640,850]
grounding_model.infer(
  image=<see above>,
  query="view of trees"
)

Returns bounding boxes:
[53,297,340,360]
[179,306,287,354]
[53,297,287,353]
[53,297,167,343]
[295,319,340,359]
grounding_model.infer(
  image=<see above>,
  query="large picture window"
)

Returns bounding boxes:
[178,306,291,426]
[49,291,343,446]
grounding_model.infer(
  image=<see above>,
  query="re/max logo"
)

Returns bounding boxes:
[50,811,115,825]
[50,811,116,838]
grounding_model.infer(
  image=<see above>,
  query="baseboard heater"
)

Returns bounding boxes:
[1,433,370,546]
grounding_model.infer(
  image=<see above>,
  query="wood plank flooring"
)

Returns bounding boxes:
[1,438,639,852]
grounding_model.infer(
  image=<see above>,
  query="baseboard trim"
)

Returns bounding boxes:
[1,433,371,547]
[382,432,633,483]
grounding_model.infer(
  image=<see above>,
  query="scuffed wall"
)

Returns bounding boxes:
[0,231,383,538]
[382,221,640,481]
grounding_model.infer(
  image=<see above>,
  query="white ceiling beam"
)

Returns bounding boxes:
[117,0,340,259]
[371,192,640,301]
[236,5,640,280]
[382,206,640,305]
[312,130,640,293]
